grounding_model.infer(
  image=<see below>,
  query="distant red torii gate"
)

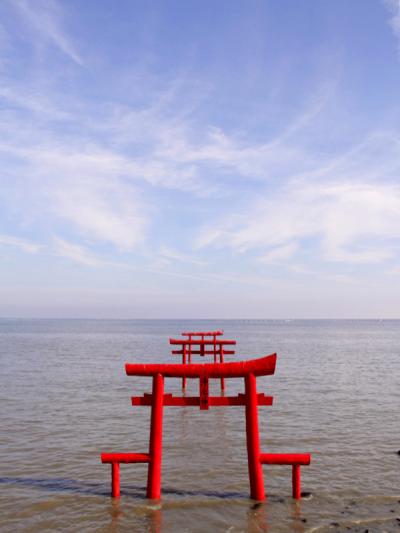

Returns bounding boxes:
[101,353,311,500]
[169,330,236,390]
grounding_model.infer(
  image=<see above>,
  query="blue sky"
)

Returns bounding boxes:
[1,0,400,318]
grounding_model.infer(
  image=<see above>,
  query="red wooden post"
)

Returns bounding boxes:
[199,375,209,410]
[220,345,225,391]
[147,373,164,499]
[292,464,301,499]
[213,333,216,363]
[188,337,192,365]
[245,373,265,500]
[182,345,187,390]
[111,462,120,497]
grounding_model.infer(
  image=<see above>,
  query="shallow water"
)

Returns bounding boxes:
[0,319,399,532]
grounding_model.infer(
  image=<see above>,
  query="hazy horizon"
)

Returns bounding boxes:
[1,316,399,321]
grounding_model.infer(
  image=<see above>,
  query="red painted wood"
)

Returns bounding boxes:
[147,373,164,499]
[292,464,301,499]
[102,347,312,502]
[111,462,120,497]
[245,373,265,500]
[171,333,235,391]
[182,344,187,390]
[181,330,224,336]
[131,393,273,407]
[126,353,277,378]
[170,339,236,346]
[259,454,311,500]
[259,453,311,465]
[101,453,150,463]
[171,349,235,355]
[199,376,209,410]
[220,348,225,390]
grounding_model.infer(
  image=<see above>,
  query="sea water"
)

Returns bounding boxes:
[0,319,399,532]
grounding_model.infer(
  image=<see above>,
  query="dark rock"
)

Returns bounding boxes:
[301,518,307,523]
[251,502,262,510]
[330,522,340,527]
[301,491,312,498]
[397,450,400,455]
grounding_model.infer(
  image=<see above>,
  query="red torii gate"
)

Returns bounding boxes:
[169,330,236,390]
[101,353,311,500]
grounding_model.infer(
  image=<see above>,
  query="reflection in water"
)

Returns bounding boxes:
[108,498,123,533]
[288,500,307,532]
[146,507,162,533]
[246,499,309,533]
[247,502,269,532]
[107,498,162,533]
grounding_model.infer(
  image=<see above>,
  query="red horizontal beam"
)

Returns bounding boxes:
[126,353,276,379]
[259,453,311,465]
[212,394,273,406]
[101,453,150,464]
[169,339,236,346]
[181,331,224,336]
[171,349,235,355]
[131,393,273,407]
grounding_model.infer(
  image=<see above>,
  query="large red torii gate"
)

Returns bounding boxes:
[101,353,311,500]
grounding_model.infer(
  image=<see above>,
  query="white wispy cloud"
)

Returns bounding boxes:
[0,234,42,254]
[385,0,400,45]
[0,137,148,251]
[0,85,71,119]
[259,243,299,264]
[147,88,334,187]
[158,246,207,266]
[198,180,400,265]
[52,237,121,267]
[0,234,128,268]
[0,14,398,277]
[0,76,317,257]
[10,0,83,65]
[45,172,147,251]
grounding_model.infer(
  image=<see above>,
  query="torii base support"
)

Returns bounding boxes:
[101,373,164,499]
[259,453,311,500]
[101,453,151,498]
[245,373,311,501]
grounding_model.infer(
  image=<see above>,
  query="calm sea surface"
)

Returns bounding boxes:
[1,319,399,532]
